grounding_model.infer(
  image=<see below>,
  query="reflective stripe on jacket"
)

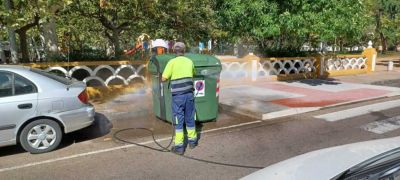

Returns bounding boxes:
[171,77,193,95]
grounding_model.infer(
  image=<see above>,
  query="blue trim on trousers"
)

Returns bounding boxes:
[172,92,197,152]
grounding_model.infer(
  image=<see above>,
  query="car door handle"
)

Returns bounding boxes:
[18,103,32,109]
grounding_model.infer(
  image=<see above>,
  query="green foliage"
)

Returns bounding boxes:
[215,0,279,41]
[150,0,216,44]
[216,0,369,53]
[366,0,400,50]
[0,0,399,60]
[1,0,68,28]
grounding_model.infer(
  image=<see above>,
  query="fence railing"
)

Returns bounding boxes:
[220,56,317,80]
[19,47,377,87]
[219,47,377,81]
[324,55,368,76]
[22,61,148,87]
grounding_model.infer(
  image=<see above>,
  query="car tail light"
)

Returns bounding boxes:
[78,89,89,104]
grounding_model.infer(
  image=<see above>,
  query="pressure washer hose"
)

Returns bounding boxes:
[112,65,263,170]
[112,121,264,169]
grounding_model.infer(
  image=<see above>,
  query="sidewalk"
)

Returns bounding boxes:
[94,68,400,122]
[220,63,400,120]
[219,78,400,120]
[334,63,400,85]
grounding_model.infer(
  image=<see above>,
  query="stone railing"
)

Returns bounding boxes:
[220,61,250,79]
[325,56,367,71]
[322,53,374,77]
[20,47,377,87]
[219,46,377,81]
[219,55,319,81]
[258,57,317,76]
[220,57,317,79]
[22,61,148,87]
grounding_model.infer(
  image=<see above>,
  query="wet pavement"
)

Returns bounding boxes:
[220,79,400,120]
[1,96,400,179]
[1,69,400,179]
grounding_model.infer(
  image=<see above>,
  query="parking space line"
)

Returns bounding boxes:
[314,99,400,122]
[0,120,262,173]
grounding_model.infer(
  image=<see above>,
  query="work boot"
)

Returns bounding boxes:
[188,143,197,149]
[171,146,184,155]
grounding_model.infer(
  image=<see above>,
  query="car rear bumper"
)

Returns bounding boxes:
[58,105,95,133]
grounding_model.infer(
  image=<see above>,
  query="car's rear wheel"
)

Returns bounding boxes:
[20,119,62,154]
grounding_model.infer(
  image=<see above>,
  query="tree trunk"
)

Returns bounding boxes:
[15,16,40,63]
[0,42,6,64]
[7,29,19,64]
[31,37,41,62]
[4,0,19,64]
[106,43,113,57]
[17,30,30,63]
[384,36,388,51]
[379,33,386,52]
[376,8,387,52]
[98,13,129,58]
[112,30,120,57]
[42,18,59,60]
[104,31,115,58]
[339,40,344,52]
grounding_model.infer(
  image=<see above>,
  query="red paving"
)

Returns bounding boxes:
[260,84,391,107]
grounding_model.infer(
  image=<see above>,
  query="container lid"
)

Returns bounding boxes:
[148,54,175,73]
[148,54,222,73]
[184,54,221,67]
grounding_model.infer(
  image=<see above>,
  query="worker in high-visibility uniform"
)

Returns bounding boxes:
[162,42,197,155]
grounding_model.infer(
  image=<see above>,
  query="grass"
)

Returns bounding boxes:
[377,51,400,59]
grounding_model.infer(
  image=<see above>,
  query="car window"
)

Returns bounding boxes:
[0,72,12,97]
[14,74,37,95]
[30,68,73,85]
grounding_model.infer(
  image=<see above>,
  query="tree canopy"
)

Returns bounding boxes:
[0,0,399,62]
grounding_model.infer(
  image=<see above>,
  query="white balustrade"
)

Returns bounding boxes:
[44,64,147,87]
[325,57,367,71]
[221,58,316,80]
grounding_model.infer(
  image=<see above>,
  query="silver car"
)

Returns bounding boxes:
[0,65,95,153]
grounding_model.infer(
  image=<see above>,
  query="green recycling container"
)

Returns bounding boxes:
[148,53,222,123]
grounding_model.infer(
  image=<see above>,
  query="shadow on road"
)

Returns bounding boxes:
[60,113,113,147]
[369,111,392,121]
[371,79,400,88]
[0,145,25,156]
[287,79,341,86]
[0,113,113,157]
[196,122,204,143]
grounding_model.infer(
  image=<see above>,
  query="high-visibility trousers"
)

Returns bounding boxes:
[172,92,197,152]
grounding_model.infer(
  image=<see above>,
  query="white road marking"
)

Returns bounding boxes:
[314,99,400,122]
[362,115,400,134]
[263,107,320,120]
[0,120,262,173]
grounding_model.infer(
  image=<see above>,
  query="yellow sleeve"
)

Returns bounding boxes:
[162,61,173,79]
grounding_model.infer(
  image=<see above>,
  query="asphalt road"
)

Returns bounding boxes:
[372,79,400,88]
[1,97,400,180]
